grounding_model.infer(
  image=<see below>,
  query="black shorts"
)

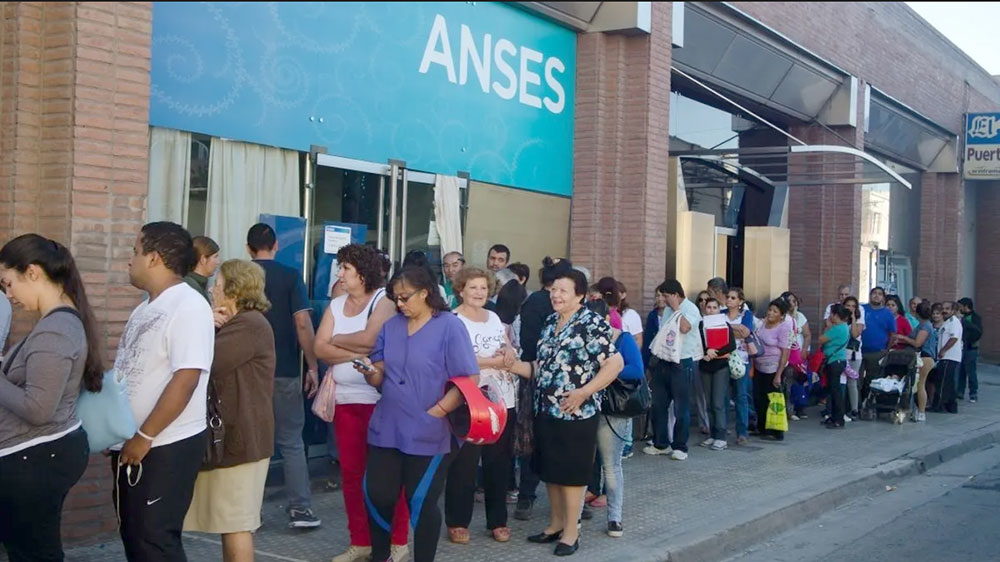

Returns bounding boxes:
[531,415,599,486]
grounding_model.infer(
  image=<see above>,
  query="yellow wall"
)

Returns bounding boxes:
[743,226,790,310]
[675,210,716,296]
[463,181,570,291]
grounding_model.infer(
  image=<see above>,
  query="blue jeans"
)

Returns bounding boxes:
[959,349,979,399]
[650,358,693,452]
[596,415,629,524]
[273,376,313,511]
[731,369,751,439]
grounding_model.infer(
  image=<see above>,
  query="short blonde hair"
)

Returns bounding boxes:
[218,259,270,313]
[453,267,495,295]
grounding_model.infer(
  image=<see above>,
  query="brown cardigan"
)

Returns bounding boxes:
[211,310,276,468]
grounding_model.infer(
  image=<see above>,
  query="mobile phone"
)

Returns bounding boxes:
[352,359,373,373]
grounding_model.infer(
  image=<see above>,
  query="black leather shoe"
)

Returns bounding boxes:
[527,530,563,543]
[554,539,579,556]
[514,498,534,521]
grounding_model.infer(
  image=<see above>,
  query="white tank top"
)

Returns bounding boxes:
[329,289,385,405]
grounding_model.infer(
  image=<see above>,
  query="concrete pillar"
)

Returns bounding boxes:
[0,1,153,543]
[570,2,672,311]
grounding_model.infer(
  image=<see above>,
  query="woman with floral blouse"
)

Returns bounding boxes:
[523,268,623,557]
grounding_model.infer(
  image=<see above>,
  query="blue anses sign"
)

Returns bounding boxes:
[150,2,577,196]
[965,113,1000,179]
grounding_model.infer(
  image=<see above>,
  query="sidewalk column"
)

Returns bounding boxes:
[918,172,964,300]
[570,2,672,311]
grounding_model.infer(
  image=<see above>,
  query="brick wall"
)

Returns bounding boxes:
[0,1,152,543]
[917,172,964,302]
[976,183,1000,360]
[570,2,672,313]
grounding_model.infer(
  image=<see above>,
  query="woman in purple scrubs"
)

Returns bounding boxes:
[355,265,480,562]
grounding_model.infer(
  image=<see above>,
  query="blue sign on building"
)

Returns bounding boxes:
[150,2,577,196]
[965,112,1000,179]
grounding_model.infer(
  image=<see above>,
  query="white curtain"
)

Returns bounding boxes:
[434,174,463,255]
[147,127,191,224]
[205,138,300,262]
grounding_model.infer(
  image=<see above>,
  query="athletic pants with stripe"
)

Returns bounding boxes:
[365,445,451,562]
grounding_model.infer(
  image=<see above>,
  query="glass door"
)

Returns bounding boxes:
[392,169,468,280]
[306,154,391,307]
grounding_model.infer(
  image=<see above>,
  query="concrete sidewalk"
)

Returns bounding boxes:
[51,363,1000,562]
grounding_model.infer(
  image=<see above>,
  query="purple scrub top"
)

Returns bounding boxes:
[368,311,479,456]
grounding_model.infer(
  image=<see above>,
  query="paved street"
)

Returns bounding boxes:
[724,444,1000,562]
[38,364,1000,561]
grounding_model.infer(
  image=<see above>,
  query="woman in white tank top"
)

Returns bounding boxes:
[314,244,410,562]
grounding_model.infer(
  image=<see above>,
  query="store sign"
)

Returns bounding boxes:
[150,2,577,196]
[965,113,1000,180]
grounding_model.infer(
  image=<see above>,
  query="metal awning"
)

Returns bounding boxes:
[672,2,851,123]
[865,88,959,173]
[672,146,911,189]
[513,2,651,34]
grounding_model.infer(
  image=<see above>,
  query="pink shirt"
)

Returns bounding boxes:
[753,317,792,374]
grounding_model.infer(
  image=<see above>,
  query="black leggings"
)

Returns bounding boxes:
[0,428,89,562]
[365,446,451,562]
[445,408,515,530]
[753,370,785,440]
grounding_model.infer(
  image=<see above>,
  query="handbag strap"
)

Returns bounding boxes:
[602,413,632,445]
[2,306,80,375]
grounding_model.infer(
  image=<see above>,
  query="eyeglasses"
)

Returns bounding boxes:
[394,291,418,304]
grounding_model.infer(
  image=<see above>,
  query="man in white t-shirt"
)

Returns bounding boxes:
[934,301,964,414]
[644,279,701,461]
[112,222,215,561]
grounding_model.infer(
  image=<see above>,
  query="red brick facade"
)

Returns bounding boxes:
[570,2,672,312]
[1,1,152,542]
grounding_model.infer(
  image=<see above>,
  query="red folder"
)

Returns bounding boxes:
[705,326,730,350]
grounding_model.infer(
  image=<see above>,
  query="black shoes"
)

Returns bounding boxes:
[554,539,580,556]
[581,504,594,520]
[607,521,624,538]
[514,498,534,521]
[527,530,563,543]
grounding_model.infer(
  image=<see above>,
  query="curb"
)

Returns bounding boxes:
[653,422,1000,562]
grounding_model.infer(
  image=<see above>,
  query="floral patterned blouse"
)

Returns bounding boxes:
[534,307,616,421]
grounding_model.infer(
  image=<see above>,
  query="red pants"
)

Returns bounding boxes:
[334,403,409,546]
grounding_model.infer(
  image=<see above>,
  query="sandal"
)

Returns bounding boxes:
[448,527,470,544]
[492,526,511,542]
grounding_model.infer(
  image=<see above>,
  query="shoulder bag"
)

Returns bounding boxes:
[601,376,651,418]
[202,378,225,470]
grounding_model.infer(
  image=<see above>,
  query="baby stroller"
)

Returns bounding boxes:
[859,350,918,424]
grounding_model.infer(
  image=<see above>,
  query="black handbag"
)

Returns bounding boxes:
[600,376,651,418]
[201,379,225,470]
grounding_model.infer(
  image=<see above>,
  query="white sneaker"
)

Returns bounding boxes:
[332,545,372,562]
[643,445,673,456]
[711,440,728,451]
[790,414,800,421]
[699,438,715,448]
[843,414,852,423]
[391,544,410,562]
[669,450,688,461]
[916,411,926,422]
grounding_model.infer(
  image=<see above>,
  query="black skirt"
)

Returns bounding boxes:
[531,415,599,486]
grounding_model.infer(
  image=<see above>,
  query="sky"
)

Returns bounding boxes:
[906,2,1000,75]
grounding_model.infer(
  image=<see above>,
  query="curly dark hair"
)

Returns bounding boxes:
[337,244,384,292]
[140,222,196,277]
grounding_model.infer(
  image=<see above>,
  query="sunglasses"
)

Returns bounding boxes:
[394,291,419,304]
[697,297,708,303]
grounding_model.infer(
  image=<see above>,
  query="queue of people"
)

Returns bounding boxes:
[0,221,988,562]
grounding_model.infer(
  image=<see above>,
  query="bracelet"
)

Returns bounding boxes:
[434,402,448,415]
[136,429,155,441]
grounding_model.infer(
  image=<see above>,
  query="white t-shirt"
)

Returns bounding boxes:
[939,315,964,363]
[791,311,808,350]
[621,308,643,337]
[112,283,214,449]
[329,290,385,405]
[457,310,518,409]
[663,298,704,361]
